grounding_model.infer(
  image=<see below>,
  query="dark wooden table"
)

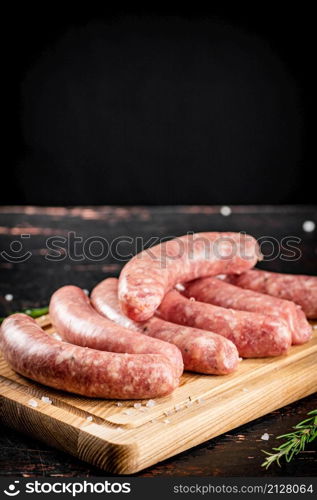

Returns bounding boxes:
[0,205,316,477]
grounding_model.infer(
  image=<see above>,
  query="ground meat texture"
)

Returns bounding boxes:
[184,277,312,345]
[118,232,261,321]
[158,290,292,358]
[0,314,178,399]
[226,269,317,319]
[91,278,240,375]
[49,286,183,379]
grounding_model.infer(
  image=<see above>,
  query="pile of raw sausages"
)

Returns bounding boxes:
[1,232,316,400]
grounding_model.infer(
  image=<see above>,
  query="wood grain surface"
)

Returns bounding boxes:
[0,205,316,476]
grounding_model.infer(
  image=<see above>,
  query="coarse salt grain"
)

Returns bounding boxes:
[189,297,195,302]
[86,416,93,422]
[175,283,185,292]
[83,289,89,296]
[146,399,156,408]
[163,418,170,424]
[134,403,142,409]
[41,396,52,404]
[4,294,13,301]
[261,433,270,441]
[302,220,315,233]
[115,402,123,407]
[220,206,232,217]
[123,409,133,415]
[313,324,317,330]
[28,399,38,408]
[52,333,62,341]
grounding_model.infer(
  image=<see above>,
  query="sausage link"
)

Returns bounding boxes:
[49,286,183,378]
[91,278,240,375]
[0,314,178,399]
[118,232,261,321]
[226,270,317,319]
[158,290,292,358]
[184,277,312,345]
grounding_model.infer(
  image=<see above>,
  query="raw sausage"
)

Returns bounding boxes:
[226,270,317,319]
[91,278,240,375]
[158,290,292,357]
[118,232,261,321]
[49,286,183,378]
[184,277,312,345]
[0,314,178,399]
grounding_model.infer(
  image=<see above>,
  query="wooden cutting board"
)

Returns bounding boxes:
[0,315,316,474]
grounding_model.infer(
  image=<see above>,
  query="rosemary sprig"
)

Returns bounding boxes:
[0,307,49,324]
[262,409,317,468]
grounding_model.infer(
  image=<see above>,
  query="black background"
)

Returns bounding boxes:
[5,6,315,206]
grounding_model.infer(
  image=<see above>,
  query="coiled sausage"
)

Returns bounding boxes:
[118,232,261,321]
[226,269,317,319]
[0,314,178,399]
[184,277,312,345]
[91,278,240,375]
[158,290,292,357]
[49,285,183,378]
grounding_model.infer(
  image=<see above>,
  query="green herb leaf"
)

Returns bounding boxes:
[261,410,317,469]
[0,307,49,324]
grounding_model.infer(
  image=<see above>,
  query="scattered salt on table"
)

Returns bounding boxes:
[41,396,52,404]
[302,220,315,233]
[115,402,123,407]
[134,403,142,409]
[86,416,93,422]
[261,433,270,441]
[146,399,156,408]
[163,418,170,424]
[28,399,38,408]
[220,206,232,217]
[4,294,13,301]
[83,289,89,295]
